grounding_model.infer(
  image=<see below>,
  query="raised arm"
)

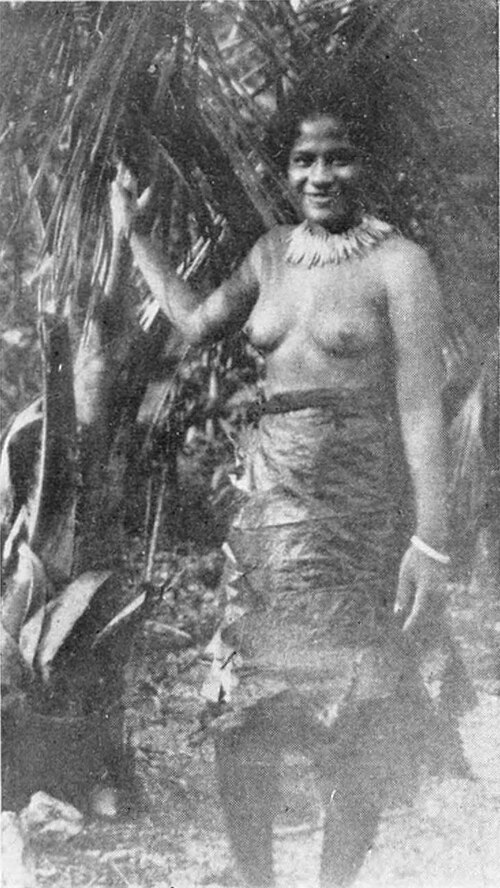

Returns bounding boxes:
[109,171,258,344]
[383,240,449,633]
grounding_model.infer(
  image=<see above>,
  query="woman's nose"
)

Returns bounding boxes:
[309,159,335,186]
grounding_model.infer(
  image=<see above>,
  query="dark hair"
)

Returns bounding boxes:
[265,66,398,175]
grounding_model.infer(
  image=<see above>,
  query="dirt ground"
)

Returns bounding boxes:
[19,578,500,888]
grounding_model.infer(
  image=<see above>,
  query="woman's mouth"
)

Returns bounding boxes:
[304,193,339,206]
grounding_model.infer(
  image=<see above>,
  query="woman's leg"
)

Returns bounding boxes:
[214,718,280,887]
[313,706,390,888]
[318,766,386,887]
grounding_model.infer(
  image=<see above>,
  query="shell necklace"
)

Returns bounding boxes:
[285,215,397,268]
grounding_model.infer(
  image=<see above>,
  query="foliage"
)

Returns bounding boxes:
[0,0,497,818]
[449,342,499,576]
[0,311,153,723]
[0,0,497,589]
[0,150,43,426]
[1,1,496,319]
[1,1,496,356]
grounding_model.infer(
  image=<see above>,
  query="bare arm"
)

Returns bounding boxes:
[129,230,257,344]
[110,172,258,344]
[383,240,449,631]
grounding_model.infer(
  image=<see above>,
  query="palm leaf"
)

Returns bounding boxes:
[1,2,496,564]
[1,1,494,341]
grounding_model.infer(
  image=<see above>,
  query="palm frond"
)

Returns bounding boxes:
[1,0,496,370]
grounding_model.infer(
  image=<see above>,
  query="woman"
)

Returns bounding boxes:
[111,92,472,887]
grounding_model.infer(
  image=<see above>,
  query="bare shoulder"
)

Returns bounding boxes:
[378,235,436,287]
[377,235,444,341]
[377,235,442,321]
[246,224,294,273]
[253,224,293,254]
[249,225,291,247]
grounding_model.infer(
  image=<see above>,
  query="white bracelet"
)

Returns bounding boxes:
[411,535,451,565]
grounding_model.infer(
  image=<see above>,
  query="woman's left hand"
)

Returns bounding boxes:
[394,545,448,634]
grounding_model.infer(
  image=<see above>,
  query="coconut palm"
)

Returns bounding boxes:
[2,0,497,437]
[0,0,497,801]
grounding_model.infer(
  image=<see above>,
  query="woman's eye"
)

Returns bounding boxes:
[327,156,354,167]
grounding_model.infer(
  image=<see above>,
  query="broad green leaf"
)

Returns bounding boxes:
[28,317,78,584]
[1,622,32,696]
[143,619,192,649]
[2,506,29,568]
[19,602,47,671]
[1,543,47,644]
[0,398,43,535]
[35,570,113,682]
[91,589,148,648]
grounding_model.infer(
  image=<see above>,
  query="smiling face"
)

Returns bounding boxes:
[287,116,363,232]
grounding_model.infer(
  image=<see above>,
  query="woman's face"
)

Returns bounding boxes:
[287,115,363,232]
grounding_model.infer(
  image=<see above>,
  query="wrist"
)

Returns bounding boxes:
[112,229,130,249]
[410,535,450,565]
[415,519,448,551]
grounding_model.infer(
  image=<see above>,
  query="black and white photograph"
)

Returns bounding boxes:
[0,2,498,886]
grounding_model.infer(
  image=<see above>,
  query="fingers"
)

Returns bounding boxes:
[137,185,153,212]
[137,296,159,332]
[109,178,136,239]
[402,585,428,633]
[394,547,414,618]
[402,572,447,634]
[115,161,138,197]
[112,162,155,235]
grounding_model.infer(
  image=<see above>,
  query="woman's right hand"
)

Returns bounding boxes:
[109,162,152,240]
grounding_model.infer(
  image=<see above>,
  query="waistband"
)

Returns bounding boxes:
[257,388,385,418]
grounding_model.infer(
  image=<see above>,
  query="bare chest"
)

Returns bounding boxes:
[244,259,388,358]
